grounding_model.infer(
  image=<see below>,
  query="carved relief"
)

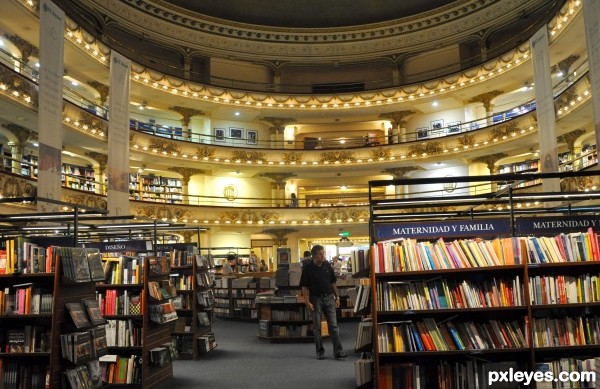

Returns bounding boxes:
[231,150,267,164]
[147,138,182,155]
[63,193,108,210]
[196,146,215,159]
[319,151,356,164]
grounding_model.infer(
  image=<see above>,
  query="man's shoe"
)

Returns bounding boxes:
[334,351,348,359]
[316,352,324,360]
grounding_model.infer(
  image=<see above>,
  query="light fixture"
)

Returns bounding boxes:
[139,100,147,110]
[234,112,240,116]
[95,222,171,229]
[432,101,439,107]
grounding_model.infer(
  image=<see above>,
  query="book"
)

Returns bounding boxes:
[197,311,211,326]
[86,248,106,281]
[6,329,25,353]
[66,302,92,329]
[82,298,107,326]
[71,247,92,283]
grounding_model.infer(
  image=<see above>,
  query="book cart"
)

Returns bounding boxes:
[368,170,600,389]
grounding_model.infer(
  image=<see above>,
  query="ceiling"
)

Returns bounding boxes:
[160,0,459,28]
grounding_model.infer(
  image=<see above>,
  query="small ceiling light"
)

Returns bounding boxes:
[432,101,439,107]
[340,185,347,190]
[234,112,240,116]
[71,80,78,86]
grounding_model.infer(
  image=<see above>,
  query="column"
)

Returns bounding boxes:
[260,172,296,207]
[37,0,65,212]
[85,151,108,195]
[382,166,422,197]
[472,153,508,193]
[2,124,33,175]
[583,0,600,151]
[530,26,560,192]
[168,167,204,205]
[379,111,415,143]
[467,91,504,126]
[169,106,204,141]
[557,129,586,170]
[261,117,295,148]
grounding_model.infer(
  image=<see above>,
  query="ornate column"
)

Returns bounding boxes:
[261,117,295,148]
[472,153,508,192]
[87,81,109,106]
[168,167,204,205]
[382,166,422,197]
[379,110,415,143]
[260,172,296,207]
[468,90,504,126]
[85,151,108,194]
[169,106,204,141]
[552,55,580,79]
[4,34,39,64]
[557,128,586,170]
[2,123,34,174]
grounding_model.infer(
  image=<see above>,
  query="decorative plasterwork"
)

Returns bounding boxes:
[231,151,267,164]
[319,151,356,164]
[87,81,109,105]
[95,0,548,61]
[407,142,442,157]
[0,66,37,106]
[168,167,204,183]
[472,153,508,173]
[195,146,215,160]
[371,148,392,161]
[382,166,421,178]
[0,175,36,198]
[16,0,578,111]
[63,192,107,210]
[4,33,39,63]
[135,204,192,222]
[85,151,108,172]
[557,128,586,152]
[282,152,303,164]
[308,208,369,224]
[147,138,182,156]
[169,106,204,126]
[379,110,416,127]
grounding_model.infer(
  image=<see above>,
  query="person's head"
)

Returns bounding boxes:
[332,256,339,262]
[303,250,311,259]
[310,244,326,265]
[260,259,266,265]
[227,254,237,263]
[291,193,297,198]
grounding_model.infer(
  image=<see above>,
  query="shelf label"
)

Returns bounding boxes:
[517,215,600,234]
[374,219,510,240]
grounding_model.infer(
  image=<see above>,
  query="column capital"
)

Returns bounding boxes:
[557,128,586,152]
[87,81,109,105]
[4,33,38,63]
[379,110,416,128]
[168,167,204,184]
[169,106,204,126]
[472,152,508,173]
[85,151,108,172]
[467,90,504,111]
[382,166,422,178]
[260,172,296,187]
[260,117,295,133]
[2,123,34,145]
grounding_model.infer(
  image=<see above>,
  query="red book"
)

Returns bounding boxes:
[415,321,436,351]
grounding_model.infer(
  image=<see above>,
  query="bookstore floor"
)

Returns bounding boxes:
[157,319,360,389]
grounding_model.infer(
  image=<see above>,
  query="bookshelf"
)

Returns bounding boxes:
[256,299,317,343]
[0,243,55,388]
[61,163,97,193]
[163,244,218,359]
[367,171,600,388]
[88,241,176,388]
[128,173,183,204]
[214,272,276,320]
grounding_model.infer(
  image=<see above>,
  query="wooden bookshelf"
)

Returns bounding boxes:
[368,173,600,388]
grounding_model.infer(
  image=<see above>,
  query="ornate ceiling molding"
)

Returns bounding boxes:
[92,0,551,62]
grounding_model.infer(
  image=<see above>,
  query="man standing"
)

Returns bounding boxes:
[300,245,347,360]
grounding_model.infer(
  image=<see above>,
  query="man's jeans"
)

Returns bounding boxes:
[310,293,343,355]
